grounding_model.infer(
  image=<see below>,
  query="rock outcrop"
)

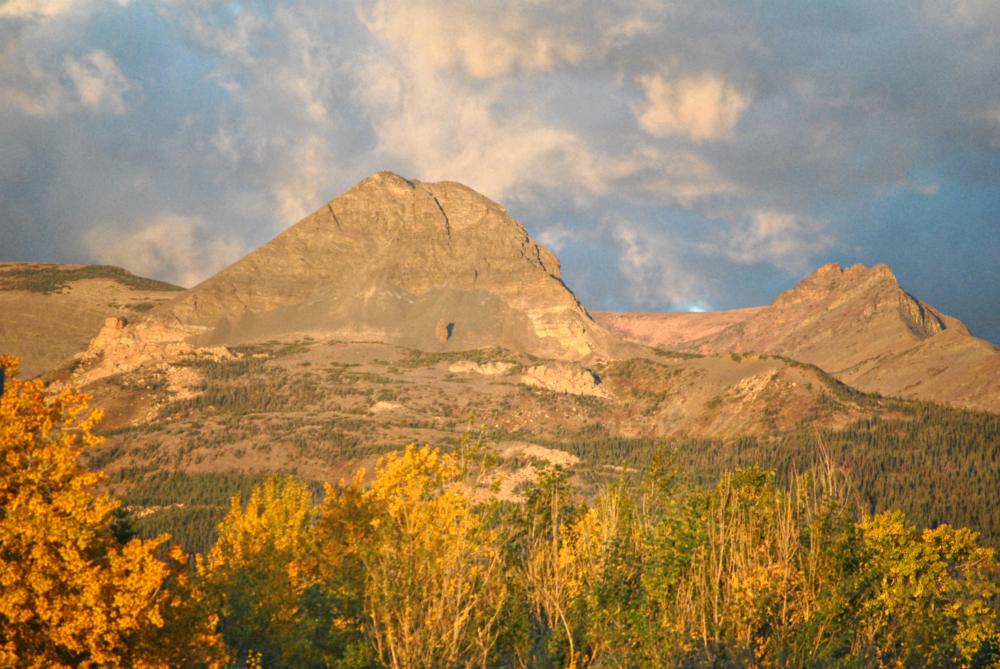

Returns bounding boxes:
[72,317,231,386]
[0,263,181,377]
[520,362,609,398]
[448,360,515,376]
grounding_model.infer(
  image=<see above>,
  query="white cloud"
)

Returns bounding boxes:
[610,218,710,309]
[0,29,65,116]
[160,2,358,229]
[0,0,82,19]
[273,135,331,225]
[536,224,573,252]
[637,72,748,141]
[712,208,834,272]
[161,0,741,226]
[356,56,615,202]
[85,213,245,287]
[0,77,63,116]
[357,7,736,207]
[622,145,739,205]
[361,0,646,79]
[1,45,131,117]
[608,206,835,310]
[64,50,130,113]
[5,0,998,338]
[357,1,609,199]
[896,178,940,195]
[923,0,1000,34]
[367,4,579,78]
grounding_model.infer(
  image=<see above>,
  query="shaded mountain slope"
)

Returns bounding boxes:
[595,262,1000,411]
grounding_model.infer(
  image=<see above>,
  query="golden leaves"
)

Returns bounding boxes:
[0,357,226,668]
[341,444,508,669]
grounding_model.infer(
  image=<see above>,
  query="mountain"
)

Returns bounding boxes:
[595,262,1000,412]
[65,174,880,442]
[0,263,182,377]
[146,172,617,361]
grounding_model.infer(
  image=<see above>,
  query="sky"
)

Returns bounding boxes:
[1,0,998,342]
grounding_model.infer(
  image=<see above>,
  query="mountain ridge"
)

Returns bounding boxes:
[595,262,999,411]
[2,173,994,414]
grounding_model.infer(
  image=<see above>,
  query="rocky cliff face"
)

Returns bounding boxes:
[150,172,615,360]
[595,263,1000,412]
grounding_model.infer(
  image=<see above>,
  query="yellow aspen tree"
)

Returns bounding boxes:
[855,512,1000,667]
[360,444,507,669]
[199,477,328,668]
[522,468,583,669]
[0,356,225,668]
[310,468,382,666]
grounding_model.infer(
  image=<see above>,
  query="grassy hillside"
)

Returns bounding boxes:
[0,263,182,293]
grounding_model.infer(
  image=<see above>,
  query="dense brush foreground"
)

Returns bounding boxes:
[2,356,999,668]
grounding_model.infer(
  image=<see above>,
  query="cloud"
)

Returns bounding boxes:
[607,205,835,311]
[157,2,368,230]
[361,0,658,80]
[0,0,82,19]
[85,214,245,287]
[620,145,739,205]
[715,209,834,272]
[63,50,130,113]
[610,217,715,310]
[2,0,1000,341]
[637,72,748,141]
[923,0,1000,37]
[535,224,573,253]
[362,1,584,79]
[357,5,737,207]
[273,135,332,225]
[896,178,940,196]
[356,47,614,202]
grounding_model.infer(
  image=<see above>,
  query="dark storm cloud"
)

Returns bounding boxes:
[1,0,998,340]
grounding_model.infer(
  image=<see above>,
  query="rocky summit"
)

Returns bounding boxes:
[147,172,617,360]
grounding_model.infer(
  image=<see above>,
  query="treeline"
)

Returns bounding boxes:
[124,402,1000,563]
[561,404,1000,548]
[123,471,272,554]
[135,449,1000,667]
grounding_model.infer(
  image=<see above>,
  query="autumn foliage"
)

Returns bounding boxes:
[0,356,225,668]
[1,354,998,667]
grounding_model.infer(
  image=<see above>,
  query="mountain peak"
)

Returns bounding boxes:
[799,261,898,288]
[596,260,997,410]
[145,173,613,359]
[354,170,416,192]
[773,262,897,313]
